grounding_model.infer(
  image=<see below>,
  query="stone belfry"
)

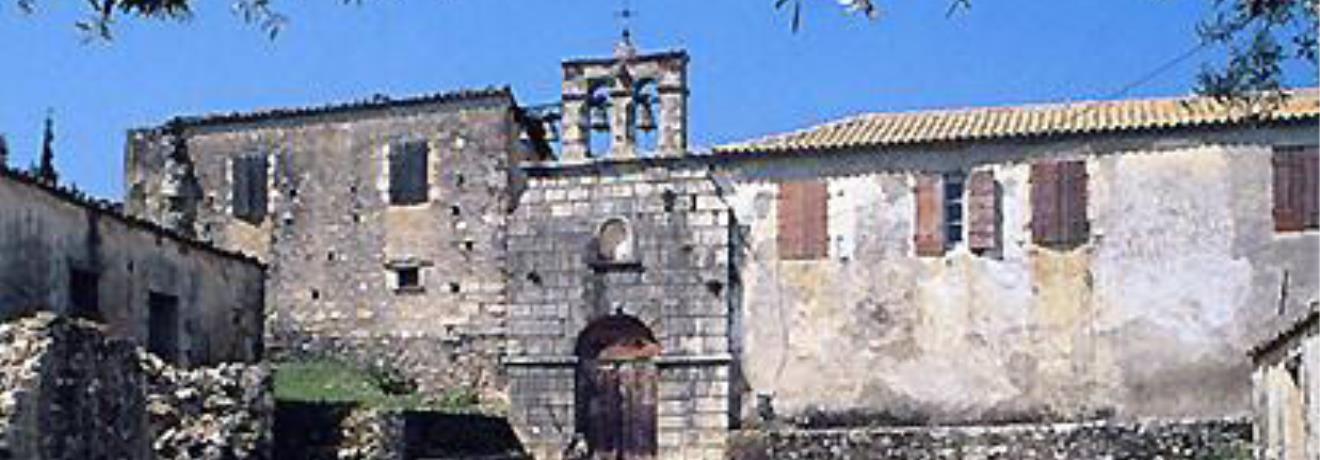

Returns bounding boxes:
[560,27,689,160]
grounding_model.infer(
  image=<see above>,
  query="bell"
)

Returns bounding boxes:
[636,98,657,132]
[589,103,610,132]
[542,119,560,143]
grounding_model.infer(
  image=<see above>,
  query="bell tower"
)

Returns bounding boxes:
[560,30,689,160]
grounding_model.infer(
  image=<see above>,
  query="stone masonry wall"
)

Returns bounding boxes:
[124,91,529,398]
[0,313,272,460]
[727,418,1253,460]
[506,160,736,460]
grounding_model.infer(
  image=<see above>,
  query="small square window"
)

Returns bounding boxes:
[395,267,422,293]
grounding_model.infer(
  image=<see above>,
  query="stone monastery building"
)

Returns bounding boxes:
[121,36,1319,459]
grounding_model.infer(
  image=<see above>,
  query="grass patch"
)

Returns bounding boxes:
[273,359,479,412]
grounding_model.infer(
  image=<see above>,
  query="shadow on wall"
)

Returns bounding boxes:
[274,401,530,460]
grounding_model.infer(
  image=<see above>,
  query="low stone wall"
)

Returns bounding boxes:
[269,328,503,403]
[727,418,1253,460]
[144,354,273,459]
[0,313,272,460]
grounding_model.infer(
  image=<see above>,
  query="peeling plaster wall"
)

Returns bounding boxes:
[0,173,264,366]
[723,125,1319,424]
[124,96,528,396]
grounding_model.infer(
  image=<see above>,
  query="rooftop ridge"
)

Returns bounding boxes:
[141,86,516,130]
[717,87,1320,155]
[0,166,264,268]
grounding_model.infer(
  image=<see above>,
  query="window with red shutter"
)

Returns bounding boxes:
[777,181,829,260]
[1031,160,1088,249]
[914,175,945,257]
[966,170,1000,254]
[1274,146,1320,232]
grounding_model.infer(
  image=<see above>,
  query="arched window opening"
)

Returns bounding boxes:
[596,217,634,264]
[634,80,661,154]
[587,82,613,157]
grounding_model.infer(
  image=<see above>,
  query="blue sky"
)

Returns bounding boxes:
[0,0,1314,199]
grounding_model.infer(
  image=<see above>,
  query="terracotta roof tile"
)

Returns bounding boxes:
[716,89,1320,155]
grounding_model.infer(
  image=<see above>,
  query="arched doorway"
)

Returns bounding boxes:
[575,315,660,459]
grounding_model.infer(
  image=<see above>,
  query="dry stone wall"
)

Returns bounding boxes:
[727,418,1253,460]
[0,313,272,460]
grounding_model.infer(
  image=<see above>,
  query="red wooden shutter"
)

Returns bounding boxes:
[914,175,945,257]
[777,181,829,260]
[1031,162,1060,246]
[1274,151,1303,232]
[966,170,999,253]
[1060,160,1089,245]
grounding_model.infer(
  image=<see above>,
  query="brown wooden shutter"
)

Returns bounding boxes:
[1030,162,1060,245]
[1274,150,1303,232]
[1059,160,1089,245]
[1304,151,1319,229]
[914,174,945,257]
[777,181,828,260]
[1275,147,1320,231]
[966,170,999,253]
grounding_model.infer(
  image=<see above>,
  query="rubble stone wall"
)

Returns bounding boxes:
[124,91,531,397]
[0,313,272,460]
[726,418,1253,460]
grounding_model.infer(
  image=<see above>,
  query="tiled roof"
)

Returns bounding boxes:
[715,89,1320,155]
[163,87,514,128]
[1249,302,1319,359]
[0,167,264,267]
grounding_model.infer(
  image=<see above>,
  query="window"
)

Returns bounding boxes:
[395,266,422,293]
[916,170,1000,257]
[231,154,268,223]
[777,180,828,260]
[943,172,966,249]
[1273,146,1319,232]
[1031,160,1089,248]
[389,140,429,205]
[68,267,100,321]
[148,292,180,363]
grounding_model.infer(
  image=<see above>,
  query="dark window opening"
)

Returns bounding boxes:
[68,268,100,321]
[661,189,678,213]
[451,205,462,217]
[943,171,966,249]
[148,292,180,363]
[448,282,461,294]
[231,154,268,224]
[395,267,422,293]
[463,240,475,252]
[389,140,430,205]
[311,289,321,300]
[1273,146,1319,232]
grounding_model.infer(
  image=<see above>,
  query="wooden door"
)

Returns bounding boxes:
[583,358,657,460]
